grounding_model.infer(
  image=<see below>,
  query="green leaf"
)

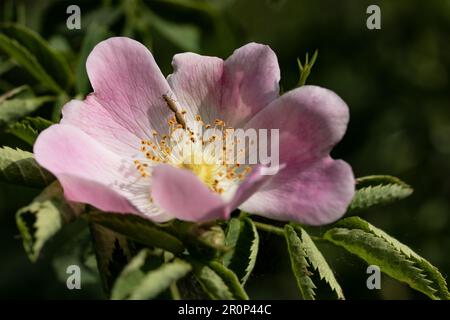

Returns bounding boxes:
[111,249,162,299]
[144,9,200,52]
[130,260,191,300]
[284,224,316,300]
[0,23,72,92]
[0,96,53,126]
[223,217,259,285]
[0,146,54,187]
[86,212,185,255]
[90,223,131,294]
[16,181,83,262]
[111,249,191,300]
[208,261,249,300]
[0,35,60,94]
[51,93,70,122]
[0,84,31,102]
[166,220,226,259]
[324,216,450,300]
[52,220,100,286]
[0,95,53,128]
[176,272,211,299]
[222,218,240,266]
[7,116,53,145]
[349,175,413,211]
[191,260,235,300]
[0,57,14,75]
[292,225,344,299]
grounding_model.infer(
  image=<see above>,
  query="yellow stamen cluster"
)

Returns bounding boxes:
[132,95,253,195]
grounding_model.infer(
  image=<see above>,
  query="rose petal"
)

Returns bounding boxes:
[34,124,140,214]
[86,37,174,139]
[221,42,280,126]
[245,85,350,166]
[167,53,223,124]
[151,164,226,222]
[167,43,280,127]
[241,85,354,225]
[61,97,140,156]
[229,165,279,209]
[240,158,355,225]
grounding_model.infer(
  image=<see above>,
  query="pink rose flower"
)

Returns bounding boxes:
[34,37,354,225]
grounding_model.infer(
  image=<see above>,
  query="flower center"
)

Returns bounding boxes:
[179,162,219,190]
[132,95,252,196]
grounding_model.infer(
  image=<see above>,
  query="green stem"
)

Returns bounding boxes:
[254,221,324,241]
[170,282,181,300]
[253,221,284,236]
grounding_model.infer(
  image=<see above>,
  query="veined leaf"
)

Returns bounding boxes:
[130,260,191,300]
[284,224,316,300]
[90,223,131,294]
[191,260,235,300]
[324,216,450,300]
[111,249,161,299]
[0,23,71,91]
[0,95,54,127]
[223,217,259,285]
[0,146,54,187]
[208,261,249,300]
[0,34,63,93]
[176,273,210,299]
[86,212,185,255]
[349,175,413,211]
[16,181,83,262]
[111,249,191,300]
[7,116,53,145]
[293,225,344,299]
[222,218,241,266]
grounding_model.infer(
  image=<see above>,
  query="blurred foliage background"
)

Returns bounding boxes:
[0,0,449,299]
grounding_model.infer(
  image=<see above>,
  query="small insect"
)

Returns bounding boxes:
[162,94,178,113]
[162,94,186,129]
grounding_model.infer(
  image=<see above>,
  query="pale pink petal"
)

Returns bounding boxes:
[167,43,280,127]
[241,85,354,225]
[34,124,139,214]
[61,97,140,156]
[151,165,226,222]
[221,43,280,126]
[240,158,355,225]
[167,53,223,124]
[245,85,350,165]
[86,37,174,139]
[58,174,138,214]
[228,165,278,209]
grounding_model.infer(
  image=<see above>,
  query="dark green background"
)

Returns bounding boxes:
[1,0,449,299]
